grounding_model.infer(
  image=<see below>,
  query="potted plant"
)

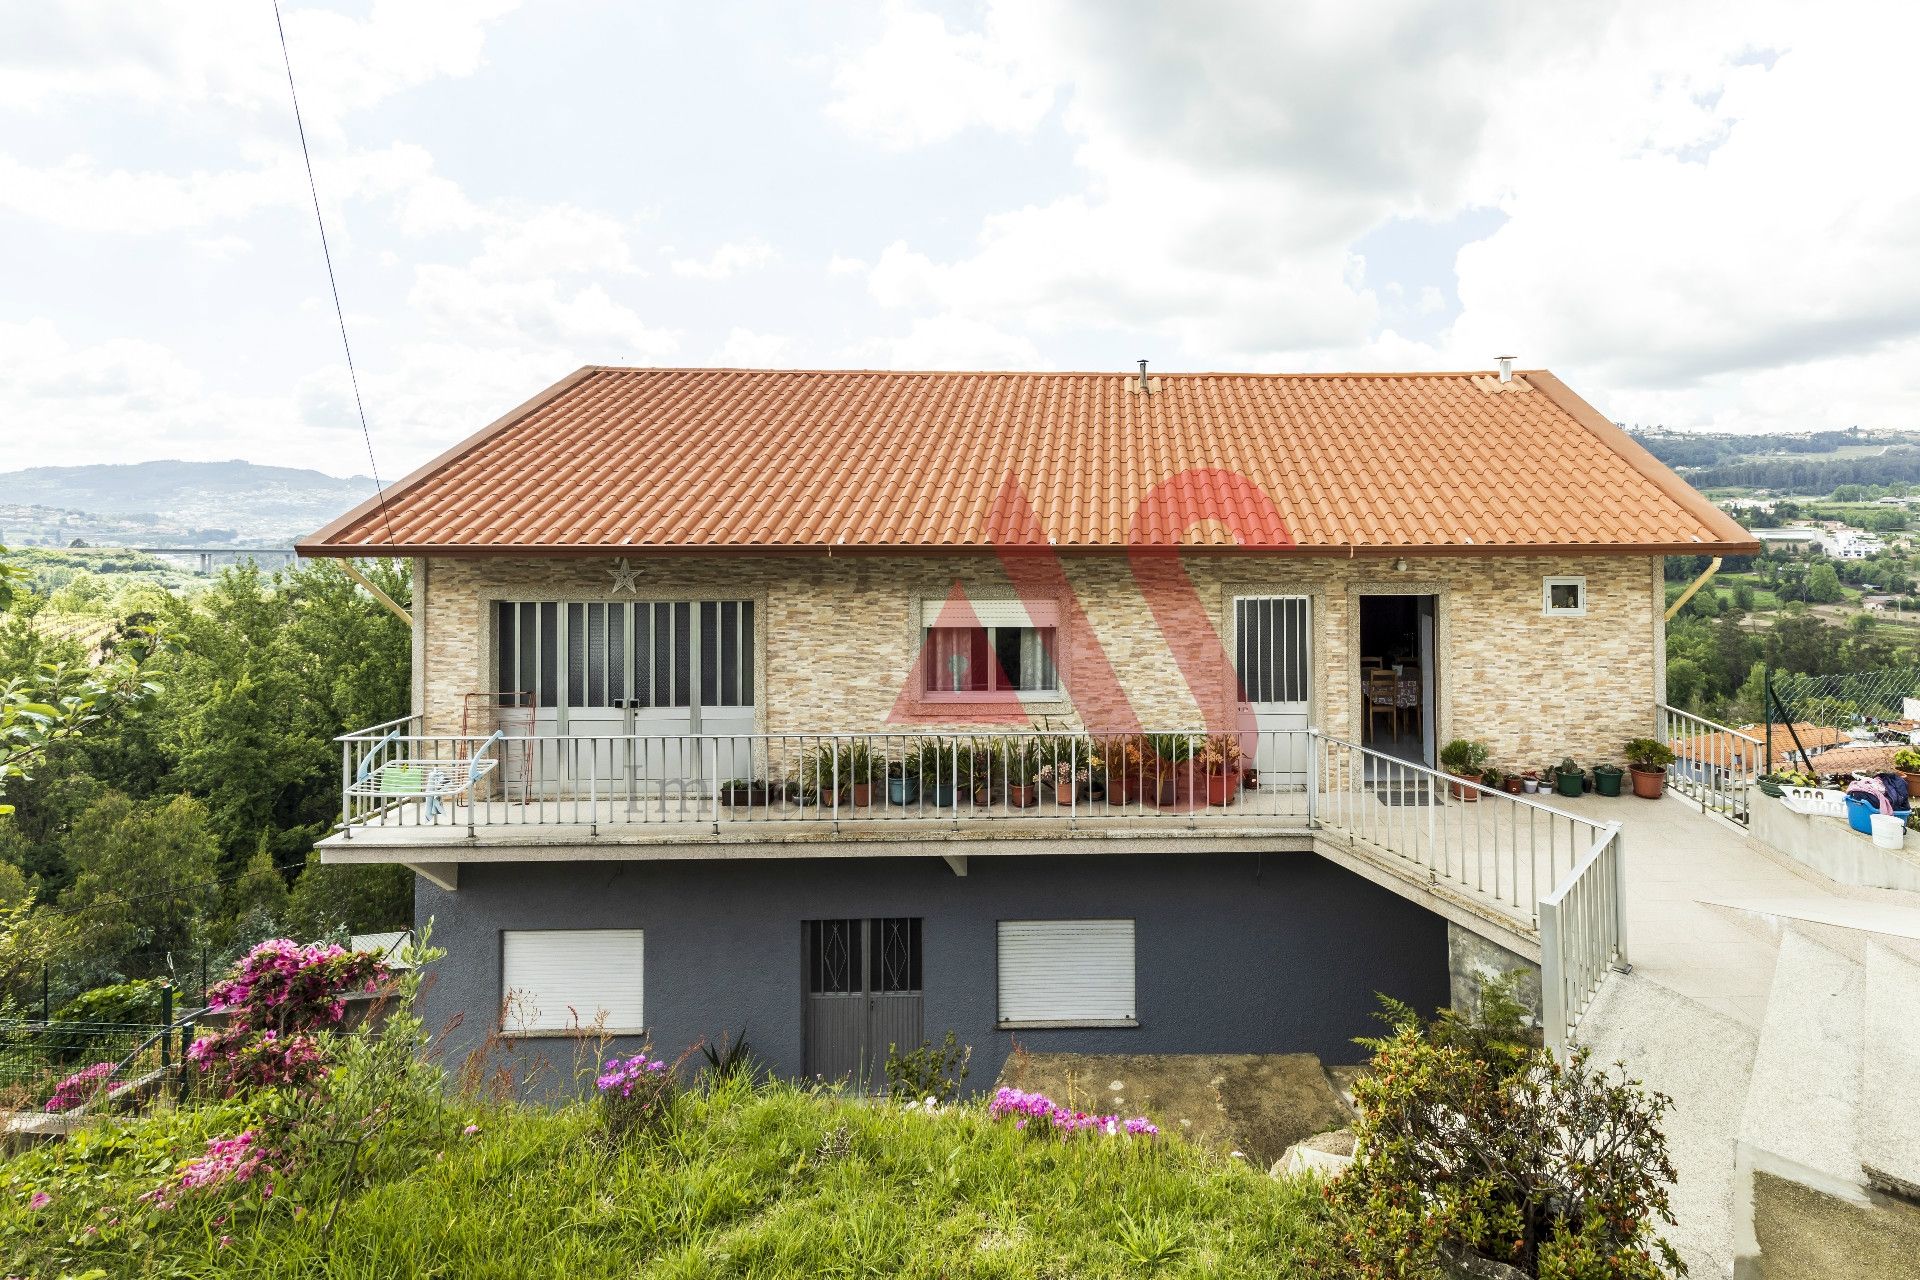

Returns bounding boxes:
[922,741,961,807]
[1894,746,1920,796]
[1004,739,1042,808]
[1438,739,1490,801]
[719,778,769,806]
[1109,734,1152,803]
[1623,738,1675,799]
[1591,760,1624,798]
[1521,769,1540,794]
[885,753,921,806]
[1552,757,1584,798]
[835,742,879,806]
[1199,733,1242,805]
[1146,732,1198,806]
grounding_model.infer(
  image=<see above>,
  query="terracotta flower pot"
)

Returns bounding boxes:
[850,782,873,807]
[1054,780,1078,806]
[1448,771,1483,801]
[1008,782,1039,808]
[1206,770,1238,805]
[1630,765,1665,799]
[1899,769,1920,797]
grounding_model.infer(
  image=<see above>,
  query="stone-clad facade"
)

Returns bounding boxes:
[413,550,1664,768]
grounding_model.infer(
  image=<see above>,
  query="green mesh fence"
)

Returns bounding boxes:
[1766,667,1920,770]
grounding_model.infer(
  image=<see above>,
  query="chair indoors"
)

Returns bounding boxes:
[1365,668,1399,743]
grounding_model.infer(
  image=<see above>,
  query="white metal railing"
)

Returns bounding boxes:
[1658,703,1760,823]
[1310,732,1610,922]
[1538,822,1628,1056]
[336,726,1314,836]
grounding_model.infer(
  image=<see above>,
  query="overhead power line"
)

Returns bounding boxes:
[271,0,400,553]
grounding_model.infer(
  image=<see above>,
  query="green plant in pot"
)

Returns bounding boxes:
[1623,738,1675,799]
[922,740,962,807]
[1439,738,1491,801]
[1591,759,1625,798]
[885,747,922,806]
[1895,746,1920,795]
[1002,738,1043,808]
[1553,756,1584,798]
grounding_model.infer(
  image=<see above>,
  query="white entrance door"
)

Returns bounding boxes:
[1233,596,1311,786]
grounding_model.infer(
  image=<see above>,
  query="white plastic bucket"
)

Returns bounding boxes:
[1870,812,1906,850]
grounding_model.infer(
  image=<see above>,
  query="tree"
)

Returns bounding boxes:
[1806,561,1845,603]
[223,834,292,951]
[287,861,413,940]
[1664,657,1705,708]
[59,792,221,982]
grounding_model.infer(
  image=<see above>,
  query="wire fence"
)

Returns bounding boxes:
[1765,666,1920,772]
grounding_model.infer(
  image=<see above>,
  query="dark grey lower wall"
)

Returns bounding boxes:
[415,849,1448,1091]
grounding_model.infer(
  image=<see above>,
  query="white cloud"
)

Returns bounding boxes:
[0,1,521,137]
[840,314,1047,369]
[669,239,777,280]
[711,328,796,366]
[824,0,1054,148]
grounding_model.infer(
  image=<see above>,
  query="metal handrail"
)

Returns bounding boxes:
[1538,821,1628,1057]
[1309,730,1610,920]
[1658,703,1762,823]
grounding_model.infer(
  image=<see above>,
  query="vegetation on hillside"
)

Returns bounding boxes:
[0,547,413,1016]
[3,946,1681,1280]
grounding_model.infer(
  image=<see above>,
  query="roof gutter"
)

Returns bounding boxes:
[338,559,413,628]
[1664,556,1722,621]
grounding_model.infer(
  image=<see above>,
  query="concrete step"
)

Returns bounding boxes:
[1579,968,1764,1279]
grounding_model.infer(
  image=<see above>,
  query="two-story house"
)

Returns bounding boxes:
[299,364,1756,1089]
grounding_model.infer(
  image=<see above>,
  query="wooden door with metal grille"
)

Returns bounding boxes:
[1233,595,1311,786]
[803,918,923,1092]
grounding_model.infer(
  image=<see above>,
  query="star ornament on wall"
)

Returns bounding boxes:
[608,557,641,594]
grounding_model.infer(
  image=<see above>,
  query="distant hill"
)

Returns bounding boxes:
[0,461,379,546]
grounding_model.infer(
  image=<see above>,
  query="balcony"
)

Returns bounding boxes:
[334,720,1318,844]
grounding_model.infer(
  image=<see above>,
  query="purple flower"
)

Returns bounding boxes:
[29,1192,51,1210]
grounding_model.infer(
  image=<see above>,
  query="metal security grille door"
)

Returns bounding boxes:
[493,599,756,791]
[803,918,924,1092]
[1234,596,1311,785]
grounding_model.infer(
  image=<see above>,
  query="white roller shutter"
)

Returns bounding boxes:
[997,919,1136,1025]
[501,929,645,1034]
[921,598,1059,629]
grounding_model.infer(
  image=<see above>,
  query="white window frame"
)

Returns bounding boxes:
[500,928,645,1037]
[995,918,1138,1028]
[1542,576,1587,617]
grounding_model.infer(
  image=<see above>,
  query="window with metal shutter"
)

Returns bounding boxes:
[501,929,644,1034]
[996,919,1137,1026]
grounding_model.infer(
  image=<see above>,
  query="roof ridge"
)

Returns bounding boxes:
[581,365,1528,380]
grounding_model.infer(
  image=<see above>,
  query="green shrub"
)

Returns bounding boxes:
[1439,738,1491,775]
[1324,993,1683,1279]
[1623,738,1676,770]
[884,1030,971,1103]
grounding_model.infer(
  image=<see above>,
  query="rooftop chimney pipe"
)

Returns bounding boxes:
[1138,359,1150,391]
[1496,355,1516,383]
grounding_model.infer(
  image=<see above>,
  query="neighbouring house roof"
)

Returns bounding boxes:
[298,367,1759,557]
[1709,722,1851,763]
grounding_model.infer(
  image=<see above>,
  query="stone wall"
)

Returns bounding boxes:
[415,551,1660,769]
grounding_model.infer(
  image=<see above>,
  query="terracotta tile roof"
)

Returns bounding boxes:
[299,367,1758,556]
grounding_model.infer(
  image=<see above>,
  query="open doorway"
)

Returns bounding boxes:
[1358,595,1437,765]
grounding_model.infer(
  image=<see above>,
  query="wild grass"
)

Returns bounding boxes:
[4,1075,1328,1279]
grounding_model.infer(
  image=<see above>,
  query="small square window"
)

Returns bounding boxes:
[1543,577,1587,617]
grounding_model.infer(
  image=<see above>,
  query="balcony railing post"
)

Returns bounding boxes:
[1608,822,1630,971]
[341,738,353,838]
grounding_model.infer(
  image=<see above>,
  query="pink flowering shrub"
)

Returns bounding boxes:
[43,1061,116,1113]
[988,1087,1159,1139]
[139,1130,278,1213]
[188,939,388,1094]
[595,1052,679,1141]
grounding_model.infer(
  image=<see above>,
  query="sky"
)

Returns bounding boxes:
[3,0,1918,478]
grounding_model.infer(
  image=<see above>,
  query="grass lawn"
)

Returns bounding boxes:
[2,1079,1329,1279]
